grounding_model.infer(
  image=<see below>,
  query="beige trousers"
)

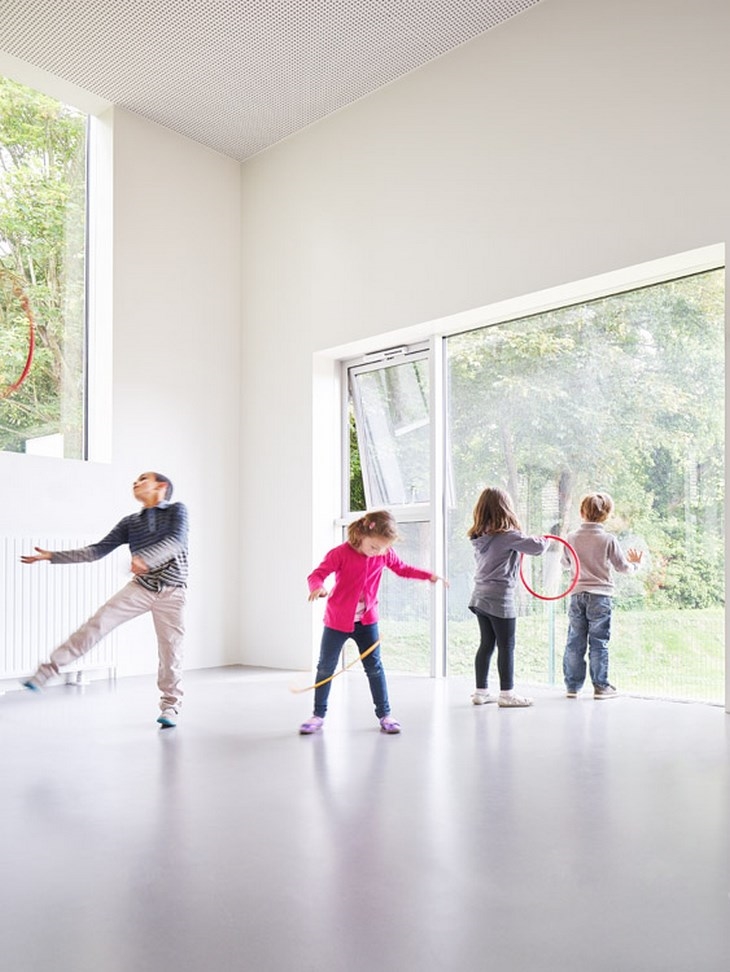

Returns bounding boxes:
[33,580,186,712]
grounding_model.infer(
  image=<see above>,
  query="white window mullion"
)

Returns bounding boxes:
[429,335,447,677]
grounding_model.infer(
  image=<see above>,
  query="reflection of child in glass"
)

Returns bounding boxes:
[468,487,549,708]
[300,510,445,735]
[562,492,643,700]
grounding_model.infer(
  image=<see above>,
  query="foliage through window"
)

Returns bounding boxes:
[346,268,725,700]
[446,269,724,702]
[0,76,87,458]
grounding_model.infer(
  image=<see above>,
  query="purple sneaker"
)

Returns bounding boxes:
[299,715,324,734]
[379,715,401,734]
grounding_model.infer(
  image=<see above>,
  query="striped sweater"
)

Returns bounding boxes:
[49,501,189,590]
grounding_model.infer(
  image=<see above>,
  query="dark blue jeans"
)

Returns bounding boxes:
[313,622,390,719]
[473,610,516,692]
[562,592,613,691]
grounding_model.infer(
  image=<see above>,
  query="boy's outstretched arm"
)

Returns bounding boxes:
[20,547,53,564]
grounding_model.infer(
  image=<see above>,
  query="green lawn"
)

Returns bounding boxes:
[377,607,724,704]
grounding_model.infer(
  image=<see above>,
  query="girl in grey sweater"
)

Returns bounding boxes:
[468,487,549,708]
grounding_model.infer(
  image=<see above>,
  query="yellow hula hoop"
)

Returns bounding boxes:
[289,640,381,694]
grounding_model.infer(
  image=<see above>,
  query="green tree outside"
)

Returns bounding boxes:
[0,76,87,456]
[445,270,724,700]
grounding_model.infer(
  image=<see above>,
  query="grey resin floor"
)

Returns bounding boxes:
[1,667,729,971]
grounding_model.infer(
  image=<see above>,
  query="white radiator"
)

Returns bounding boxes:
[1,537,127,683]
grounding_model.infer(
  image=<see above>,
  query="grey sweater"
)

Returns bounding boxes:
[563,522,634,596]
[468,529,549,618]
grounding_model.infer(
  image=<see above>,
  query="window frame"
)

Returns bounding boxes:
[0,59,112,463]
[335,244,725,688]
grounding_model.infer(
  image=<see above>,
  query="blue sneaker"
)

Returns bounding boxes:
[20,678,41,693]
[157,709,178,728]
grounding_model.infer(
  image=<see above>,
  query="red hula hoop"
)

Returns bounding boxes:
[0,271,36,400]
[519,534,580,601]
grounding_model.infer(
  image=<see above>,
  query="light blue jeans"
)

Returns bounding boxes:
[562,592,613,691]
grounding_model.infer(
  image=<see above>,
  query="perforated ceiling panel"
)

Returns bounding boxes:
[0,0,542,161]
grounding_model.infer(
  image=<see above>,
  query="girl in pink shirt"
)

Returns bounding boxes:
[300,510,444,735]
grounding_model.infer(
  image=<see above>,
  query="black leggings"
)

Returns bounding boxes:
[474,611,516,691]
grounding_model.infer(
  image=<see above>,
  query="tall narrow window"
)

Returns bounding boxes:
[0,76,87,458]
[346,344,433,675]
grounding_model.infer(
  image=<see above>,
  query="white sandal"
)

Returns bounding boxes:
[498,693,533,708]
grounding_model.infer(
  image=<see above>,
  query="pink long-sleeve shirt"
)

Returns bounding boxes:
[308,541,433,633]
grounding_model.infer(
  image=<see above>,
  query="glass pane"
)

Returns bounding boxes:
[0,77,87,458]
[376,519,432,675]
[446,269,724,703]
[347,402,366,512]
[350,356,430,507]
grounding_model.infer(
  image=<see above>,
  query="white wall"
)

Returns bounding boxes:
[0,106,242,679]
[238,0,730,681]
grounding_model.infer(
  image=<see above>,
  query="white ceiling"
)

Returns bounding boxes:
[0,0,542,162]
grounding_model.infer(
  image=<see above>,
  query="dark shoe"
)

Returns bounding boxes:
[594,684,618,700]
[566,689,578,699]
